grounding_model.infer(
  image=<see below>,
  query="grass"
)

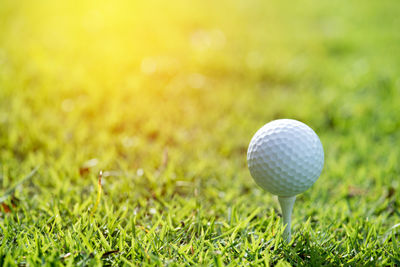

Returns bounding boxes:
[0,0,400,265]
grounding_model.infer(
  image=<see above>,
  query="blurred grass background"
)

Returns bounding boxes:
[0,0,399,265]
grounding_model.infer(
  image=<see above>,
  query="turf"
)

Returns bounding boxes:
[1,0,400,266]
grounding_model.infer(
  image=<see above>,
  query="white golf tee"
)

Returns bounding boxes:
[278,196,296,242]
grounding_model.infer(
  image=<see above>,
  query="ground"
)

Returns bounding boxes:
[0,0,399,266]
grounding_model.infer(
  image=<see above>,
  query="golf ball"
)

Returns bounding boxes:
[247,119,324,197]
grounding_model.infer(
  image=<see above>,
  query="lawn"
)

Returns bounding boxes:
[1,0,400,265]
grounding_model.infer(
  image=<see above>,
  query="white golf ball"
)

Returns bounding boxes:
[247,119,324,197]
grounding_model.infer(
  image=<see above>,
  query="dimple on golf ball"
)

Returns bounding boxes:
[247,119,324,197]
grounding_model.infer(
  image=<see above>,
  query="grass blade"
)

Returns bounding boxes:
[0,167,39,203]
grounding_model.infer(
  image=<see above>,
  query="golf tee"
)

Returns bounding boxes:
[278,195,296,242]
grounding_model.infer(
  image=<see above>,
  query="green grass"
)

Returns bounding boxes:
[1,0,400,265]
